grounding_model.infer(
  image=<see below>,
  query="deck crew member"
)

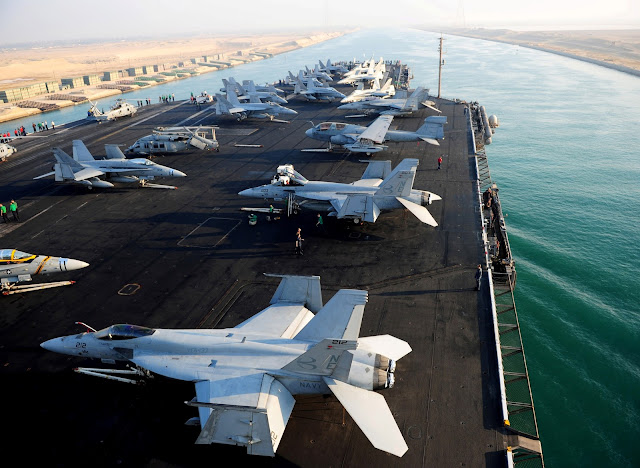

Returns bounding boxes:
[9,199,20,221]
[0,203,8,223]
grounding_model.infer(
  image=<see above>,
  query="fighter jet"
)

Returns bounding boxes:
[215,88,297,121]
[221,79,288,105]
[318,58,348,75]
[305,115,447,151]
[340,77,396,103]
[287,70,323,87]
[338,58,385,85]
[239,159,441,226]
[294,77,345,102]
[338,87,440,116]
[126,126,219,155]
[87,98,137,122]
[0,142,17,161]
[34,140,186,189]
[220,78,284,97]
[304,64,333,82]
[1,248,89,295]
[41,274,411,457]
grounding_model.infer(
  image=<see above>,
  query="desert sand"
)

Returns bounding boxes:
[432,28,640,76]
[0,30,351,124]
[0,31,347,88]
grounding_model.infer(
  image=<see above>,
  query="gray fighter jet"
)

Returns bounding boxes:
[1,248,89,295]
[338,87,440,116]
[215,88,297,121]
[41,274,411,457]
[294,76,345,102]
[305,115,447,151]
[318,58,349,75]
[34,140,186,189]
[239,159,441,226]
[126,126,219,155]
[221,79,288,104]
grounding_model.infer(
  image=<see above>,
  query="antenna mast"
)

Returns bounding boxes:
[438,35,444,99]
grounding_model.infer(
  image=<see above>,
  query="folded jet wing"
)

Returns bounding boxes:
[358,115,393,144]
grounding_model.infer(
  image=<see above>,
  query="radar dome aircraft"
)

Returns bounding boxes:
[41,274,411,457]
[0,142,17,161]
[126,126,219,155]
[34,140,186,189]
[1,248,89,295]
[239,159,441,226]
[87,98,137,122]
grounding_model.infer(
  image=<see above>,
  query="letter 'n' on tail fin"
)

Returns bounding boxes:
[375,158,419,198]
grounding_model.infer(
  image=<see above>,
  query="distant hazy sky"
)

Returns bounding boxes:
[1,0,638,44]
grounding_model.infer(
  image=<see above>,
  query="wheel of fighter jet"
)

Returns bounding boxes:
[216,148,220,152]
[353,218,361,224]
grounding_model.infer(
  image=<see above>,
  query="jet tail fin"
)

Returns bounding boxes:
[375,158,419,198]
[53,148,84,172]
[265,274,323,313]
[72,140,95,162]
[293,289,367,342]
[104,144,126,160]
[416,116,447,142]
[215,94,232,114]
[226,87,242,106]
[406,86,426,109]
[323,377,408,457]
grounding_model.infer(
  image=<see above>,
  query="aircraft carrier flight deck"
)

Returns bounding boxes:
[0,67,533,467]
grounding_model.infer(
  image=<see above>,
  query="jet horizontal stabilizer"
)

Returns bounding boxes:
[396,197,438,226]
[323,377,408,457]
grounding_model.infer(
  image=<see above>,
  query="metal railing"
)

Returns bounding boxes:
[468,104,544,467]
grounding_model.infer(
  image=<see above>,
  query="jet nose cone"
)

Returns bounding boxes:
[305,128,313,137]
[66,259,90,271]
[172,169,187,177]
[238,188,253,197]
[40,337,64,353]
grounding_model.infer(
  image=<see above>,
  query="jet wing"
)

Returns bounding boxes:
[322,377,408,457]
[358,115,393,144]
[72,167,106,181]
[234,303,314,339]
[192,373,295,456]
[331,194,380,223]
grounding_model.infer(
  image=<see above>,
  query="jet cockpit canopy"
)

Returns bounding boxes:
[95,324,155,341]
[271,164,308,186]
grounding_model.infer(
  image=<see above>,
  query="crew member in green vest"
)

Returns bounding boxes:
[9,199,19,221]
[0,203,8,223]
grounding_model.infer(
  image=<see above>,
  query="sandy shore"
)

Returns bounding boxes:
[0,30,352,125]
[429,28,640,77]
